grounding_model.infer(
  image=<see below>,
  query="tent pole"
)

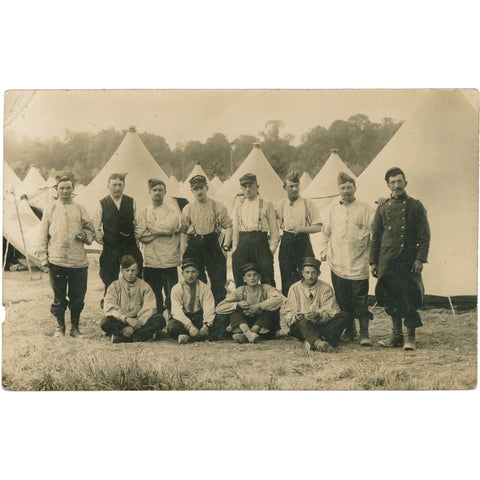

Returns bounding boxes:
[447,296,456,316]
[12,188,33,280]
[3,237,10,271]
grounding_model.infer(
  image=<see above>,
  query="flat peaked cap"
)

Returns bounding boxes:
[337,171,356,186]
[242,263,260,275]
[239,173,257,185]
[189,175,207,187]
[181,258,200,270]
[301,257,321,271]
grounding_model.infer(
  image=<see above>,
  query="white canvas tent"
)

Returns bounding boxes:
[357,90,478,298]
[22,166,45,192]
[215,143,284,209]
[303,149,357,212]
[3,162,42,268]
[210,175,223,196]
[300,171,312,191]
[179,162,210,202]
[169,174,180,189]
[76,127,185,215]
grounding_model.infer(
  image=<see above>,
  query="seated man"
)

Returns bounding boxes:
[168,258,226,344]
[283,257,349,352]
[216,263,284,344]
[101,255,165,343]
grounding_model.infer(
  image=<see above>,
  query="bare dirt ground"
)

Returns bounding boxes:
[2,259,477,391]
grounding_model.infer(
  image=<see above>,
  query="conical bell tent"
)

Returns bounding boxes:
[76,127,185,215]
[215,143,284,209]
[357,90,478,299]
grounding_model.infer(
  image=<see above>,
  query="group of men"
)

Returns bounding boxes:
[36,164,430,352]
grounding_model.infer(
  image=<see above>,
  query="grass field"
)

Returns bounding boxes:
[2,261,477,391]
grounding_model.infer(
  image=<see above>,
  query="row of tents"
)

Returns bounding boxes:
[3,90,478,301]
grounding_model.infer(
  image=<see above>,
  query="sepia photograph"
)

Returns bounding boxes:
[2,89,478,391]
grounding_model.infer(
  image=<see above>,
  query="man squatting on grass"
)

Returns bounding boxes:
[283,257,349,352]
[168,258,227,344]
[36,176,95,338]
[101,255,165,343]
[216,263,285,344]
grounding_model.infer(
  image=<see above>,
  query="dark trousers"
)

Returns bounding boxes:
[48,263,88,318]
[232,231,275,287]
[184,233,226,304]
[143,266,178,313]
[99,241,143,294]
[330,271,372,322]
[100,313,165,342]
[229,309,279,338]
[279,232,314,296]
[289,313,349,348]
[167,310,228,341]
[379,266,423,329]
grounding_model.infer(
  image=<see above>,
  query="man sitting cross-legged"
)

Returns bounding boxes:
[168,258,227,344]
[283,257,349,352]
[216,263,285,344]
[101,255,165,343]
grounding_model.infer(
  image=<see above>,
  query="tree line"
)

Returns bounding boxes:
[4,115,402,185]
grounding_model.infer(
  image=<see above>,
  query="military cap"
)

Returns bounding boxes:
[189,175,207,188]
[242,263,260,275]
[181,258,200,270]
[239,173,257,185]
[301,257,321,271]
[337,171,356,186]
[148,178,166,190]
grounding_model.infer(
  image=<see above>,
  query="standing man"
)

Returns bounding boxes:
[232,173,280,287]
[275,170,323,297]
[370,167,430,351]
[36,176,95,337]
[92,173,143,304]
[181,174,232,304]
[135,178,181,317]
[282,257,349,352]
[168,258,225,344]
[319,172,376,346]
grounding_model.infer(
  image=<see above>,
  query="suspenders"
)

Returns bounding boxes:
[241,285,267,302]
[191,199,218,235]
[239,197,264,231]
[280,198,312,230]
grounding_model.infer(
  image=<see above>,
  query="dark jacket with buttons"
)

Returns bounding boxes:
[370,193,430,279]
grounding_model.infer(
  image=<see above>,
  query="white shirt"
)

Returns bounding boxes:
[275,197,322,232]
[319,199,375,280]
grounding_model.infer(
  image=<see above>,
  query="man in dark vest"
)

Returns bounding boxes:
[93,173,143,305]
[370,167,430,351]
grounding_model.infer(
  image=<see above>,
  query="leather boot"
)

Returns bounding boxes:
[379,316,404,347]
[53,313,65,337]
[70,311,81,338]
[359,318,372,346]
[404,328,416,351]
[340,317,358,341]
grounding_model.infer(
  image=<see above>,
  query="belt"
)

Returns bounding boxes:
[188,232,218,240]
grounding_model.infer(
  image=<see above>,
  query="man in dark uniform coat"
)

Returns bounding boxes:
[370,167,430,350]
[93,173,143,302]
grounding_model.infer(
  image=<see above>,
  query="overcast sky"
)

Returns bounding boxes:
[7,89,471,148]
